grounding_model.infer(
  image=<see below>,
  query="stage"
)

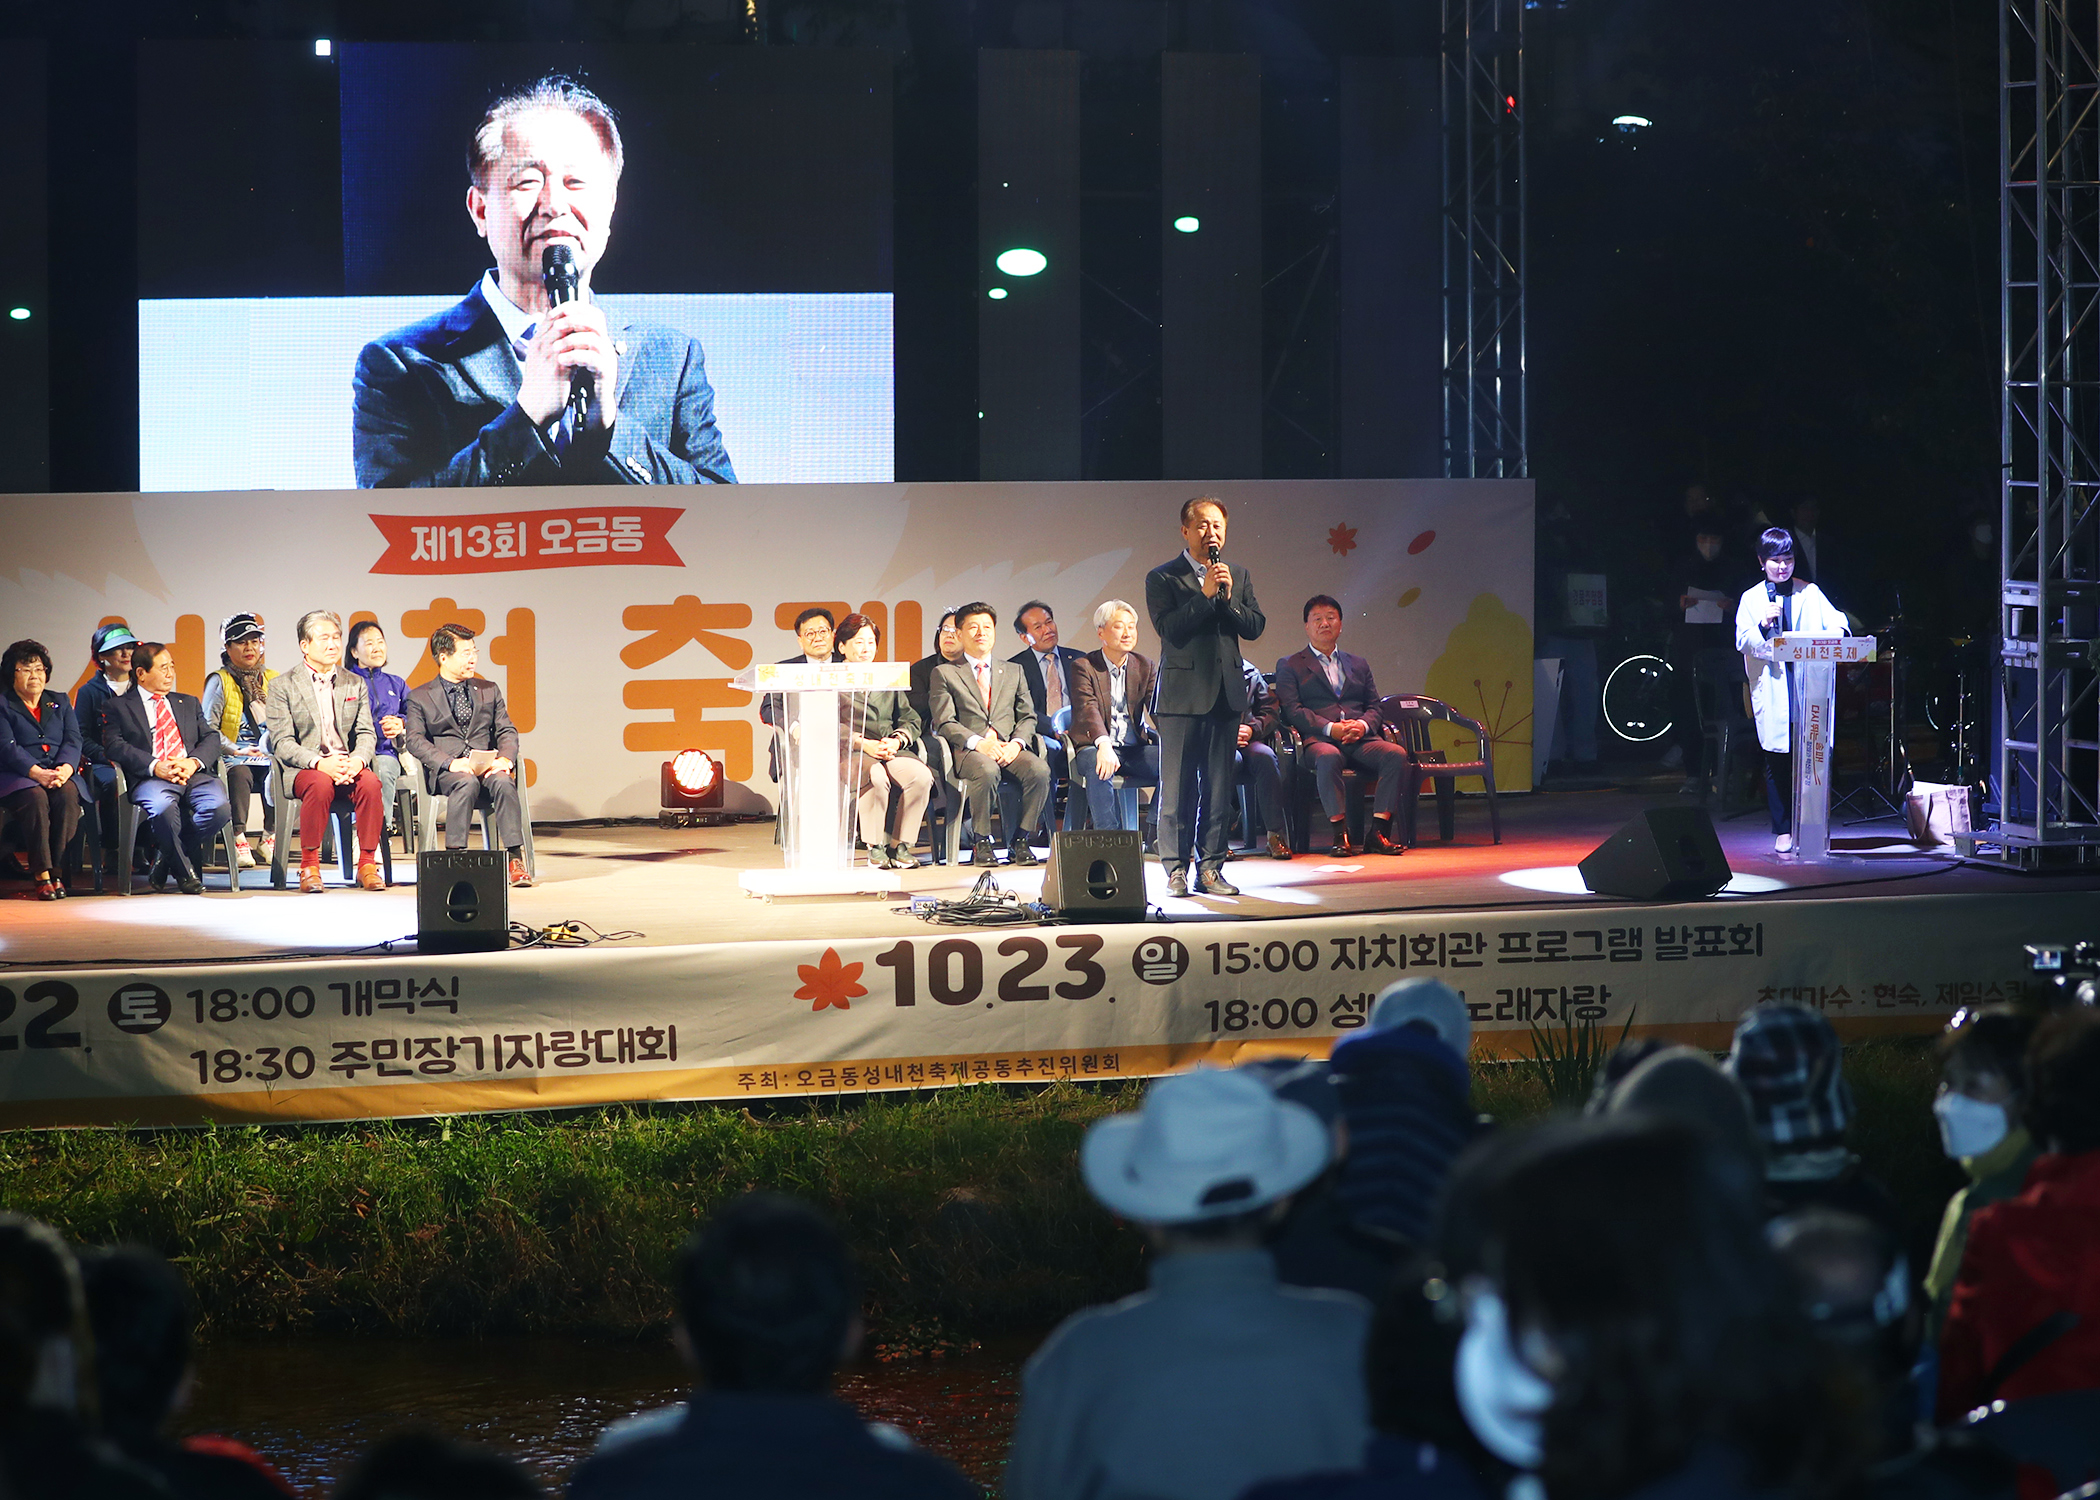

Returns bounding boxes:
[0,784,2089,1128]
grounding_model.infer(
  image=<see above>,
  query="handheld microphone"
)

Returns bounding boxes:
[1207,542,1228,597]
[539,243,593,425]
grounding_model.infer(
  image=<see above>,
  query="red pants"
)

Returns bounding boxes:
[293,767,383,865]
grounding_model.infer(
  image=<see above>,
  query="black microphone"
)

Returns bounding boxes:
[539,243,593,425]
[1207,542,1229,598]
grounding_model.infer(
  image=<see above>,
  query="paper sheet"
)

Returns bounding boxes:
[1683,587,1728,625]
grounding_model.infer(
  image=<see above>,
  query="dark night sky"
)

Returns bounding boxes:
[7,0,2003,648]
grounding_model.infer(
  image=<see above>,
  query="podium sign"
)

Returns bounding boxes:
[1769,635,1876,861]
[731,661,912,898]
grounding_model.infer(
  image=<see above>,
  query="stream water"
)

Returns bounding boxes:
[187,1336,1027,1495]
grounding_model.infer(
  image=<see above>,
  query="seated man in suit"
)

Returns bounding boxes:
[1274,595,1411,856]
[928,602,1050,868]
[402,623,533,888]
[1068,600,1158,834]
[1236,659,1291,861]
[262,611,388,893]
[352,75,734,488]
[74,621,140,869]
[1012,600,1085,834]
[102,641,230,895]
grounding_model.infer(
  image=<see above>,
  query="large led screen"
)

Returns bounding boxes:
[136,42,893,491]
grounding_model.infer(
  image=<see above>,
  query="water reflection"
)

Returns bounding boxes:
[186,1337,1025,1495]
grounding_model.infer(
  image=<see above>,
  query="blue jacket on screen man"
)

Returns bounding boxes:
[352,283,736,488]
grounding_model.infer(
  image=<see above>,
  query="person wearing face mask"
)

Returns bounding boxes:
[1922,1007,2039,1353]
[1937,1008,2100,1465]
[1436,1116,1857,1500]
[1734,528,1847,853]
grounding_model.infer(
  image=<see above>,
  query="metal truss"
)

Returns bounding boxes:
[1997,0,2100,864]
[1442,0,1526,479]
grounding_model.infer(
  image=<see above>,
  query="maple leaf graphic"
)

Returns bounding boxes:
[796,948,868,1011]
[1327,523,1357,556]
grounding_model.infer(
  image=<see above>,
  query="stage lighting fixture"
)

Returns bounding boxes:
[988,287,1009,300]
[660,748,724,827]
[995,247,1048,277]
[1173,216,1200,233]
[1612,114,1652,130]
[7,308,28,321]
[314,38,332,56]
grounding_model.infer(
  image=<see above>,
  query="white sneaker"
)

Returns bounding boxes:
[234,836,256,869]
[260,835,276,862]
[1774,833,1794,853]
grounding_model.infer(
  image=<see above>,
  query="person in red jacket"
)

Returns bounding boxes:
[1936,1006,2100,1494]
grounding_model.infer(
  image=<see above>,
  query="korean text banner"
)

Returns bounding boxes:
[0,890,2068,1128]
[0,479,1536,814]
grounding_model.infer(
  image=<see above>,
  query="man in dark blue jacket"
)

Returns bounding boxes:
[1274,595,1413,856]
[570,1195,978,1500]
[353,76,734,488]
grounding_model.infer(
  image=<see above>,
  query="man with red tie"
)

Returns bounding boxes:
[101,642,230,894]
[263,611,388,893]
[927,603,1050,867]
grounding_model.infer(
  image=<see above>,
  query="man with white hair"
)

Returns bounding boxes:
[353,74,735,487]
[1066,599,1159,833]
[1005,1069,1370,1500]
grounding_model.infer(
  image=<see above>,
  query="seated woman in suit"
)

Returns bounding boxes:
[836,613,935,870]
[0,639,84,900]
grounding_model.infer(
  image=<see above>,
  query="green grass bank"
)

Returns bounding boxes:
[0,1040,1958,1343]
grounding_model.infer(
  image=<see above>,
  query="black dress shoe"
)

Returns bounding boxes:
[1328,821,1356,857]
[177,873,206,895]
[1166,868,1189,897]
[1007,838,1039,867]
[1197,868,1241,896]
[971,836,1002,867]
[1365,824,1404,856]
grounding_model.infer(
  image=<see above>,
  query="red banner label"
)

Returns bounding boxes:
[368,507,685,574]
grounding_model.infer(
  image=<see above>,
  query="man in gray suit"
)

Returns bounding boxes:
[263,611,387,893]
[928,602,1050,867]
[401,623,533,888]
[352,75,734,487]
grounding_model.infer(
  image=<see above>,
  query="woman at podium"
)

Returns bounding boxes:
[1735,527,1846,853]
[837,614,935,870]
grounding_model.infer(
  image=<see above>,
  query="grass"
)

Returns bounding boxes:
[0,1040,1955,1341]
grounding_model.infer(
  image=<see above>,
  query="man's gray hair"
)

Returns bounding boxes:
[296,610,343,645]
[1093,599,1139,630]
[469,74,624,188]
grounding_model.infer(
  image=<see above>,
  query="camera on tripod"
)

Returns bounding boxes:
[2024,942,2100,1007]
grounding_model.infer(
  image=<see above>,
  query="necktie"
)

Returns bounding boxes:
[1322,652,1343,694]
[975,661,991,713]
[314,672,344,754]
[515,323,535,360]
[150,695,181,764]
[1041,653,1063,716]
[447,682,473,729]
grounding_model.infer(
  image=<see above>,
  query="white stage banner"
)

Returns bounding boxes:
[0,478,1536,817]
[0,889,2070,1128]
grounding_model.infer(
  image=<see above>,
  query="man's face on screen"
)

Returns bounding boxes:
[468,106,618,309]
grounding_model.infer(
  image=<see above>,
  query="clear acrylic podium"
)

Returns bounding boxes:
[1769,634,1876,861]
[732,660,913,899]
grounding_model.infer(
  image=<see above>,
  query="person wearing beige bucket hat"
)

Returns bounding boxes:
[1007,1069,1372,1500]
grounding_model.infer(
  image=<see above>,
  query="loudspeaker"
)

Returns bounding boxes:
[1578,807,1732,901]
[417,849,509,953]
[1041,830,1147,920]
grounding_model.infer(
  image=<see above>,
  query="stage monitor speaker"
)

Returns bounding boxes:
[1041,830,1147,920]
[1578,807,1732,901]
[417,849,510,953]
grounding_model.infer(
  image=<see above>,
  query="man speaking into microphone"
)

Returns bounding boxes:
[1146,496,1266,897]
[352,75,736,487]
